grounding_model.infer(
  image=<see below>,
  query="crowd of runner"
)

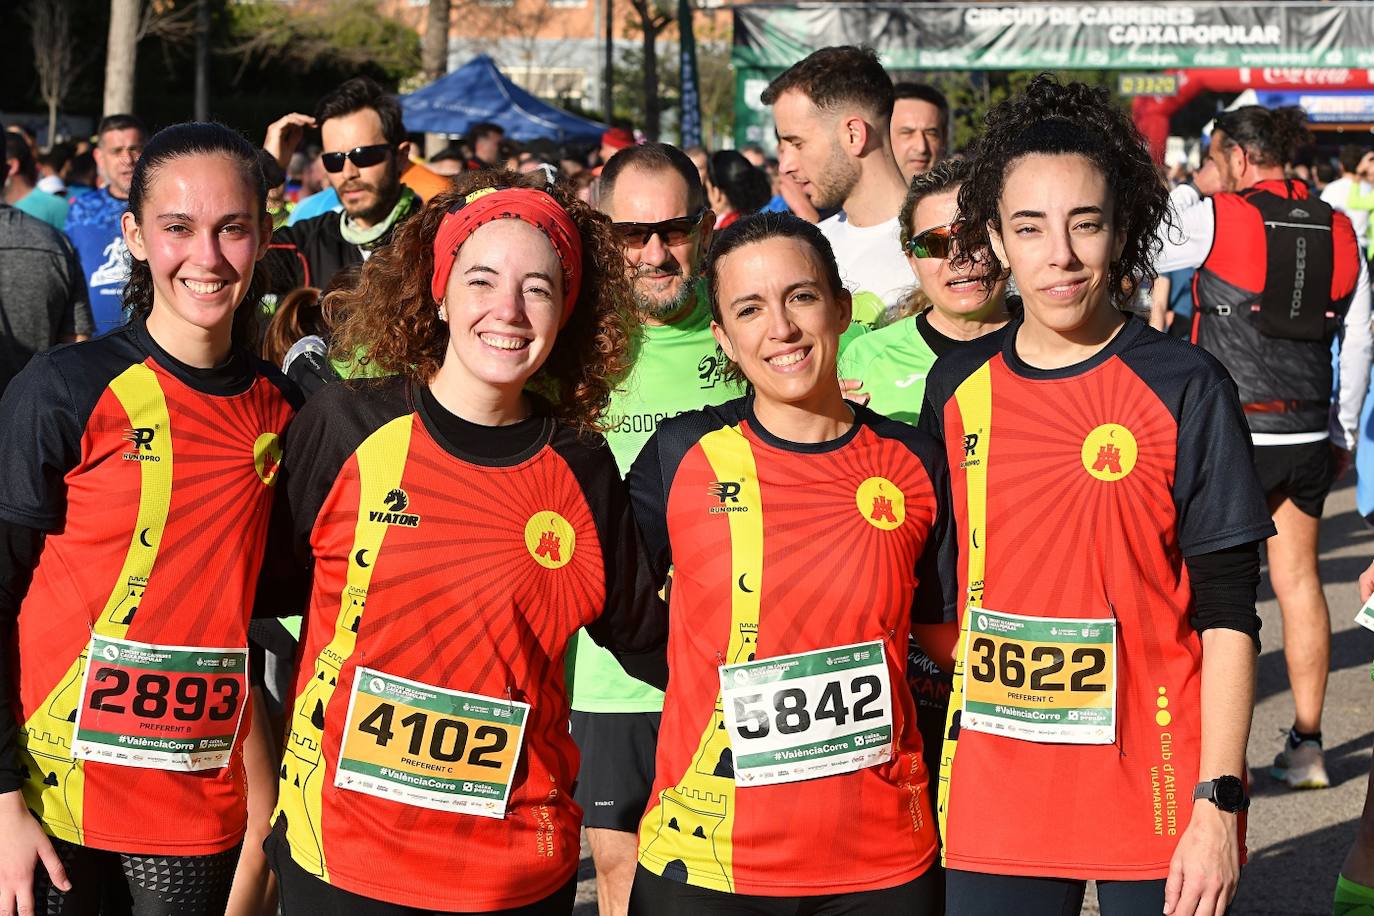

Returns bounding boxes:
[3,42,1374,916]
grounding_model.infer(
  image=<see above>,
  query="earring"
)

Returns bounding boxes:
[438,302,447,322]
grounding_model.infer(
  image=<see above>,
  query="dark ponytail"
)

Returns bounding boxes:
[1213,105,1312,169]
[121,122,271,349]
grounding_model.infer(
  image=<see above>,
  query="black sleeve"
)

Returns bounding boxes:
[582,480,669,690]
[1185,541,1262,650]
[556,434,668,691]
[250,476,311,620]
[0,522,45,793]
[625,429,673,586]
[0,354,85,531]
[912,446,959,626]
[916,389,945,446]
[1174,379,1276,556]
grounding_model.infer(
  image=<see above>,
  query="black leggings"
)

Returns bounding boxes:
[268,835,575,915]
[628,864,941,916]
[31,836,239,916]
[946,871,1176,916]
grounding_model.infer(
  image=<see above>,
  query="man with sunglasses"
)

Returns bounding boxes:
[263,77,420,297]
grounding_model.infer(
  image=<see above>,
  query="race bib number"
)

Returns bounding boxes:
[335,668,529,819]
[961,608,1116,744]
[71,635,248,771]
[720,641,893,787]
[1355,595,1374,633]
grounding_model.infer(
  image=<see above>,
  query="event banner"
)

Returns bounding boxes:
[734,3,1374,72]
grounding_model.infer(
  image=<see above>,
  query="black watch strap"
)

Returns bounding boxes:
[1194,775,1249,812]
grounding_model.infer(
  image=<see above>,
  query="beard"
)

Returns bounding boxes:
[340,161,402,225]
[632,264,697,321]
[808,142,861,211]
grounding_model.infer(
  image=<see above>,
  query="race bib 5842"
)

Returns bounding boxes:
[721,641,894,787]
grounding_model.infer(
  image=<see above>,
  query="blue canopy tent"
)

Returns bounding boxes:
[401,55,606,143]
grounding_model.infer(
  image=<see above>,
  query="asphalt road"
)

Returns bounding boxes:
[574,479,1374,915]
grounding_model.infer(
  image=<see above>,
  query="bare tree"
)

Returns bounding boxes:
[422,0,452,157]
[103,0,197,117]
[25,0,83,146]
[450,0,574,102]
[104,0,141,116]
[627,0,672,140]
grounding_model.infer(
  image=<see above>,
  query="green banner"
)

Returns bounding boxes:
[733,2,1374,146]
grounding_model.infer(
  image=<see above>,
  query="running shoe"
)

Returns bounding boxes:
[1271,737,1330,789]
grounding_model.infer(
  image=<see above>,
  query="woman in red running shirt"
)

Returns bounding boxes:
[260,170,666,915]
[625,212,957,915]
[923,75,1273,916]
[0,122,298,916]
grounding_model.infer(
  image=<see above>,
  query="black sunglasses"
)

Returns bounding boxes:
[320,143,394,173]
[611,209,706,249]
[905,222,961,260]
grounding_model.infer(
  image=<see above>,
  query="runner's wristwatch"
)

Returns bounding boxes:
[1193,776,1249,812]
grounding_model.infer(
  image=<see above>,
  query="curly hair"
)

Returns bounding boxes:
[330,169,637,432]
[953,74,1170,309]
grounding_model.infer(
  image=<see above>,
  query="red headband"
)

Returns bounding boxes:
[430,187,583,326]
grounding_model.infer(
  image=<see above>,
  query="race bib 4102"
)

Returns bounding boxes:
[720,641,893,787]
[334,668,530,819]
[71,635,248,771]
[961,607,1116,744]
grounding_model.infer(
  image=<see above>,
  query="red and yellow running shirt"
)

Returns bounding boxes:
[920,315,1274,880]
[0,317,297,854]
[627,396,956,897]
[267,378,664,911]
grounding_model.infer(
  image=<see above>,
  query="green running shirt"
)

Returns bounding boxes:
[838,311,957,425]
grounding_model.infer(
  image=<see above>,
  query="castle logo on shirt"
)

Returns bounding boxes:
[253,433,283,486]
[369,488,421,527]
[1081,424,1138,482]
[855,476,905,530]
[525,510,575,569]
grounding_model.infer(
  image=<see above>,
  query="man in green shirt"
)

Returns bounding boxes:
[571,143,736,916]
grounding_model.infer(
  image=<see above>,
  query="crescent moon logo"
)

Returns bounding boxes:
[738,573,754,593]
[138,528,153,548]
[355,548,371,568]
[971,528,980,549]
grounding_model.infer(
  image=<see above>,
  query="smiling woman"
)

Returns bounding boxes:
[0,122,299,916]
[257,169,669,915]
[622,212,956,916]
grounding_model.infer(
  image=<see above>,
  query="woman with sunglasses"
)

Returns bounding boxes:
[839,158,1012,426]
[922,76,1272,916]
[261,170,666,915]
[704,150,773,231]
[626,212,955,915]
